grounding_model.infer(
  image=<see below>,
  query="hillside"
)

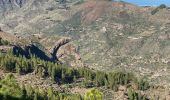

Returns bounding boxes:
[0,0,170,85]
[0,0,170,99]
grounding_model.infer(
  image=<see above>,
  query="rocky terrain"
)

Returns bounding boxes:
[0,0,170,99]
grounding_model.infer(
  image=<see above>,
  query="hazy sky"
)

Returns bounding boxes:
[121,0,170,7]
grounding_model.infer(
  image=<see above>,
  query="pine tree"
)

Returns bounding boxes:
[95,71,106,86]
[52,67,56,82]
[26,85,34,99]
[21,85,27,100]
[47,87,53,100]
[16,63,21,75]
[62,70,66,83]
[127,88,134,100]
[34,92,38,100]
[73,75,76,82]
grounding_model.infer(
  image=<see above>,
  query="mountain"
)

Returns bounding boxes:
[0,0,170,99]
[0,0,170,83]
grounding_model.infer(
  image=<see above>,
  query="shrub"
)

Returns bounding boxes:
[159,4,166,9]
[84,88,103,100]
[151,4,167,15]
[137,78,150,91]
[127,88,148,100]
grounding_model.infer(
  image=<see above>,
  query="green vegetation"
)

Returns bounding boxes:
[0,37,10,46]
[84,88,103,100]
[151,4,167,15]
[0,73,83,100]
[137,78,150,91]
[0,74,22,99]
[0,51,150,99]
[0,51,150,89]
[127,88,148,100]
[158,4,167,9]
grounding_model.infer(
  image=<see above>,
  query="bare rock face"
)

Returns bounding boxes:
[57,43,84,67]
[50,38,71,61]
[50,38,84,67]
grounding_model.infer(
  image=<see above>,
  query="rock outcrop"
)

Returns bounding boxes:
[50,38,71,62]
[11,38,83,67]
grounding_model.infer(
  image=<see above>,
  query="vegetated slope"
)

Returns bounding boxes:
[73,1,170,86]
[0,0,170,87]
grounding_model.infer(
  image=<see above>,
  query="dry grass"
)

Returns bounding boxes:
[0,31,17,43]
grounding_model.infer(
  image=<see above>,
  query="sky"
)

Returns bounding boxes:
[119,0,170,7]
